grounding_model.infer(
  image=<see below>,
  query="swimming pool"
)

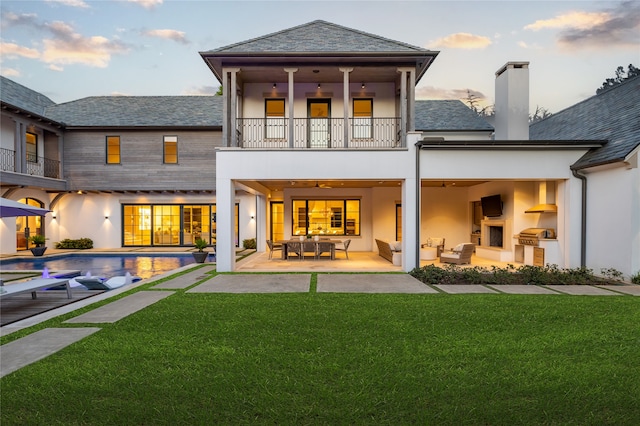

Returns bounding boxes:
[0,253,207,279]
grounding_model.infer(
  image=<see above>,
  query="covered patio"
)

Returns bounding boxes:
[236,249,512,273]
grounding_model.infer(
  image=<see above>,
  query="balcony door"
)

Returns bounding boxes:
[308,99,330,148]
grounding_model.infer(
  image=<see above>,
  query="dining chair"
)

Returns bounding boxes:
[266,239,283,260]
[286,241,304,260]
[335,239,351,259]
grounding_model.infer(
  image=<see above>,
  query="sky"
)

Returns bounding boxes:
[1,0,639,114]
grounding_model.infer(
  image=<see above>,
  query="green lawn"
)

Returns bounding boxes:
[2,289,639,425]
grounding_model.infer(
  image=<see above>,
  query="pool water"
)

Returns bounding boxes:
[0,253,203,279]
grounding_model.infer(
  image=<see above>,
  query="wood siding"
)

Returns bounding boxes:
[63,130,222,191]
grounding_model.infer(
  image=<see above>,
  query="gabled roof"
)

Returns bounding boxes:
[0,76,56,117]
[416,100,493,132]
[530,76,640,170]
[206,20,431,54]
[45,96,223,128]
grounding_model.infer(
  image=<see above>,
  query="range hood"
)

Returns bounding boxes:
[525,181,557,213]
[525,203,558,213]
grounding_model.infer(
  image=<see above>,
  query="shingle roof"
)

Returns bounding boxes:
[416,100,494,132]
[45,96,223,127]
[0,76,56,117]
[204,20,430,54]
[530,76,640,170]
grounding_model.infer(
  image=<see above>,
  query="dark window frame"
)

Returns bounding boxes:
[26,132,37,163]
[163,135,178,164]
[106,135,121,164]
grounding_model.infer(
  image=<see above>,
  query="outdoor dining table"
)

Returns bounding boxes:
[277,239,343,260]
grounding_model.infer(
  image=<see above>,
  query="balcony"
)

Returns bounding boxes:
[0,148,61,179]
[236,117,402,149]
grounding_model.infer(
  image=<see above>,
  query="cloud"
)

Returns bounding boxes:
[1,12,130,68]
[429,32,492,49]
[524,11,610,31]
[45,0,90,8]
[48,64,64,71]
[40,21,130,67]
[1,67,20,77]
[524,1,640,49]
[126,0,163,9]
[142,29,189,44]
[0,41,40,59]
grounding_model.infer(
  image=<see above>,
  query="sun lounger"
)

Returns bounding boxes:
[0,278,72,299]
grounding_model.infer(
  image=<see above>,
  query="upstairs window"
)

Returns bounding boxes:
[106,136,121,164]
[163,136,178,164]
[26,132,37,162]
[352,98,373,139]
[265,99,285,139]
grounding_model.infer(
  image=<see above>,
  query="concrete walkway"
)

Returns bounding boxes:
[1,269,638,378]
[1,327,101,378]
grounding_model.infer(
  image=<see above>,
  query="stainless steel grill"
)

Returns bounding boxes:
[517,228,553,246]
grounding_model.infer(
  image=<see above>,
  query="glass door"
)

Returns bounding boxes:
[270,201,284,242]
[308,99,331,148]
[16,198,44,250]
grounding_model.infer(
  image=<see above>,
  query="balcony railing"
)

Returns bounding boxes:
[236,117,402,149]
[0,148,60,179]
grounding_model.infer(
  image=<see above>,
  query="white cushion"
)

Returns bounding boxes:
[441,252,461,259]
[392,241,402,251]
[453,243,465,252]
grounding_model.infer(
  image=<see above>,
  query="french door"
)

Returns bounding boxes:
[308,99,331,148]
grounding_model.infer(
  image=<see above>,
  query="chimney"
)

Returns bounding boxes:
[494,61,529,140]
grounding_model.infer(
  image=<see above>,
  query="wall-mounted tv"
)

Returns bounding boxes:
[481,194,503,217]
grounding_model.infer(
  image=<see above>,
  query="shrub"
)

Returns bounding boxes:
[631,271,640,285]
[409,263,614,286]
[54,238,93,249]
[243,238,257,250]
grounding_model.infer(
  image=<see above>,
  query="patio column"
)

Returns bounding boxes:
[397,68,408,147]
[222,68,240,147]
[215,178,236,272]
[402,176,418,272]
[340,67,353,148]
[408,68,416,132]
[284,68,297,148]
[56,132,64,179]
[255,193,267,252]
[14,120,25,173]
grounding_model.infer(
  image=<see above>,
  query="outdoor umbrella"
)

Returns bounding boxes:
[0,198,50,218]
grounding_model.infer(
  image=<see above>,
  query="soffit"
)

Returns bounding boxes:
[244,179,485,192]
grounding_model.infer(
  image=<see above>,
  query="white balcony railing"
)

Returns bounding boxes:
[236,117,402,149]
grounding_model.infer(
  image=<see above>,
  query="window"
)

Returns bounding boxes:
[26,132,37,162]
[163,136,178,164]
[265,99,285,139]
[292,199,360,236]
[122,203,239,247]
[352,98,372,139]
[106,136,121,164]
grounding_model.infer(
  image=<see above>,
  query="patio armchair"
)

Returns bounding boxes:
[266,239,283,259]
[335,239,351,260]
[439,243,475,265]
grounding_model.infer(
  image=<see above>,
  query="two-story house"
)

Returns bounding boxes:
[2,20,637,279]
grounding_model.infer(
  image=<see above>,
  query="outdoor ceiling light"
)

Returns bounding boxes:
[362,83,365,89]
[273,83,276,89]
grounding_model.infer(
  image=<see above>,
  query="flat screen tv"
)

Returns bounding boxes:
[481,194,503,217]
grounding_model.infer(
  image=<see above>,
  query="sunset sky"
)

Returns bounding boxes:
[1,0,638,114]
